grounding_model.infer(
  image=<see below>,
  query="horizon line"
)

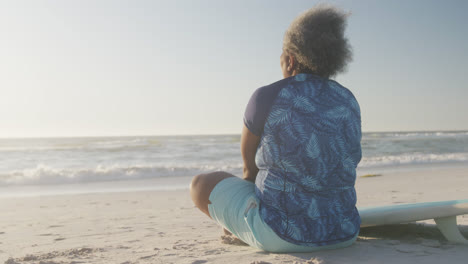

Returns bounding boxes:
[1,129,467,139]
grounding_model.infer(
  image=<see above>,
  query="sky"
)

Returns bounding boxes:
[0,0,467,138]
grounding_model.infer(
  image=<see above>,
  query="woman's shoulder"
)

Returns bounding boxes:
[254,77,292,95]
[248,77,294,108]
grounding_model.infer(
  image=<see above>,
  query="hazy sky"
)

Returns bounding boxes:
[1,0,467,137]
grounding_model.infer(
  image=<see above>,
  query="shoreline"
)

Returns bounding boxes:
[2,162,468,199]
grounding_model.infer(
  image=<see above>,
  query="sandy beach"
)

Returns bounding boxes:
[1,165,467,264]
[2,1,467,263]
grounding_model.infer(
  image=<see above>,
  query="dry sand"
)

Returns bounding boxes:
[1,165,468,264]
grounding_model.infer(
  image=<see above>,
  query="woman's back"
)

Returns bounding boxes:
[250,73,362,246]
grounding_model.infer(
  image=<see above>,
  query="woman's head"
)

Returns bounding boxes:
[282,4,352,79]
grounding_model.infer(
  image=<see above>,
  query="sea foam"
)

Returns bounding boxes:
[1,132,467,186]
[0,163,243,186]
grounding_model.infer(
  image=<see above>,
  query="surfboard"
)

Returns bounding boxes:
[358,199,468,244]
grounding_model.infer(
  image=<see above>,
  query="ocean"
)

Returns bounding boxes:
[1,131,468,196]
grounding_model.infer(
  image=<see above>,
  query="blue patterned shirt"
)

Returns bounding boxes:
[244,73,362,246]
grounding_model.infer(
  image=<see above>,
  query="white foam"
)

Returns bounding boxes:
[364,131,468,139]
[1,133,467,187]
[0,163,243,186]
[359,152,468,168]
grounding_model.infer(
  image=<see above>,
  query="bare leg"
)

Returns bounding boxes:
[190,171,235,218]
[190,171,248,246]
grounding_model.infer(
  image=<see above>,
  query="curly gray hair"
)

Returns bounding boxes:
[283,4,352,78]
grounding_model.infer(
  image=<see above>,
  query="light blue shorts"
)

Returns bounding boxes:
[208,177,358,253]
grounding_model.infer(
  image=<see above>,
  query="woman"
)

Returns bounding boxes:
[190,5,361,253]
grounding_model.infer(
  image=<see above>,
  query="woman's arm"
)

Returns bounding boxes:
[241,125,261,183]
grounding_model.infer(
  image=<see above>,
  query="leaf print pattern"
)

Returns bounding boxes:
[301,176,319,189]
[268,108,291,126]
[288,116,309,141]
[293,95,316,113]
[305,134,320,159]
[278,87,294,100]
[255,74,362,247]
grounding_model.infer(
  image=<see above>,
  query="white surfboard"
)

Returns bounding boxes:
[358,199,468,244]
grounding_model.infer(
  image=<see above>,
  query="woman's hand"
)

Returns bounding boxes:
[241,125,261,183]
